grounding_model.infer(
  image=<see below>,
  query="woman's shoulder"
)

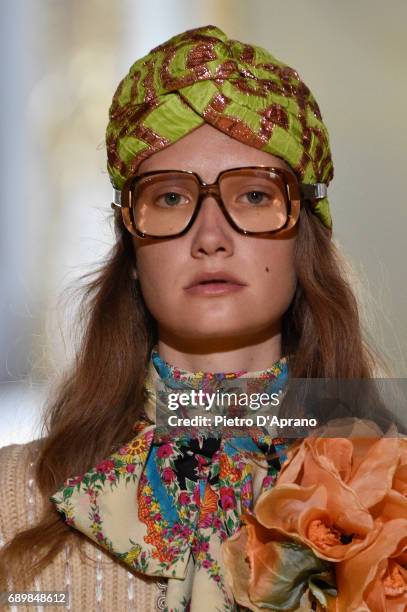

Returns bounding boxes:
[0,438,42,495]
[0,441,164,609]
[0,439,43,545]
[0,438,41,472]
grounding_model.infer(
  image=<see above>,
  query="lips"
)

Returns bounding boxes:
[185,271,246,289]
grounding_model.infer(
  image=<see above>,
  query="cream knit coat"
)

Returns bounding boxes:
[0,441,166,612]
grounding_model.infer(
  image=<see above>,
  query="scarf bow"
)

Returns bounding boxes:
[51,349,289,611]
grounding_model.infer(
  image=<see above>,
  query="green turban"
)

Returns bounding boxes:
[106,25,334,229]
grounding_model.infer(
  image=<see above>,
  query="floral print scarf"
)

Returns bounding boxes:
[51,348,290,611]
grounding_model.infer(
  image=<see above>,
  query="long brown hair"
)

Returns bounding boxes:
[0,206,382,588]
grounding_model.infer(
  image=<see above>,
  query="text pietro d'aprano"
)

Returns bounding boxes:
[164,390,318,429]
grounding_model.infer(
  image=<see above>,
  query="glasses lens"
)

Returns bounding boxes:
[132,172,199,237]
[219,169,288,232]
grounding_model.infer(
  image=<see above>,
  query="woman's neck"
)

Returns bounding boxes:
[156,326,282,373]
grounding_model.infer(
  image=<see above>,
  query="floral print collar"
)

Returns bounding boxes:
[51,348,290,611]
[143,346,289,423]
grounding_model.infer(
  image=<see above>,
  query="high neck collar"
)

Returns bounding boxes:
[143,346,289,422]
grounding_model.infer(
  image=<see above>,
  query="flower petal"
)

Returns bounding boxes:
[348,436,400,508]
[373,489,407,522]
[336,518,407,612]
[275,441,307,485]
[255,469,373,561]
[311,438,353,483]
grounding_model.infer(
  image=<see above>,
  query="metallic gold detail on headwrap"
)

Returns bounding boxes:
[186,43,217,69]
[106,25,334,229]
[214,60,237,80]
[202,105,265,149]
[263,104,289,130]
[238,44,255,65]
[206,92,230,113]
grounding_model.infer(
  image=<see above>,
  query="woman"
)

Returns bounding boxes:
[0,25,396,611]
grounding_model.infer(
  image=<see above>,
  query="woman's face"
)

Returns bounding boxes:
[132,124,298,348]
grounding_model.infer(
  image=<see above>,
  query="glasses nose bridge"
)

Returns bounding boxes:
[198,181,222,204]
[194,180,229,229]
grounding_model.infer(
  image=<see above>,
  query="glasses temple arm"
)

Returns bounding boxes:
[299,183,327,201]
[111,189,122,210]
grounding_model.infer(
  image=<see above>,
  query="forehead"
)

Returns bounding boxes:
[138,124,292,183]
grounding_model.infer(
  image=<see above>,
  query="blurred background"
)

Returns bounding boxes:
[1,0,406,448]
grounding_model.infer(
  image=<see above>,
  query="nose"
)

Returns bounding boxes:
[189,194,235,258]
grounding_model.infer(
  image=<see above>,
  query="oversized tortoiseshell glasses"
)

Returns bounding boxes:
[111,167,327,239]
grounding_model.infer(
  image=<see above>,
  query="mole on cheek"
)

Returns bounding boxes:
[265,266,269,272]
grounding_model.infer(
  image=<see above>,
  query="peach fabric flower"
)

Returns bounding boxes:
[222,419,407,611]
[222,513,336,611]
[255,419,403,561]
[335,518,407,612]
[332,444,407,611]
[277,419,401,510]
[255,480,377,562]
